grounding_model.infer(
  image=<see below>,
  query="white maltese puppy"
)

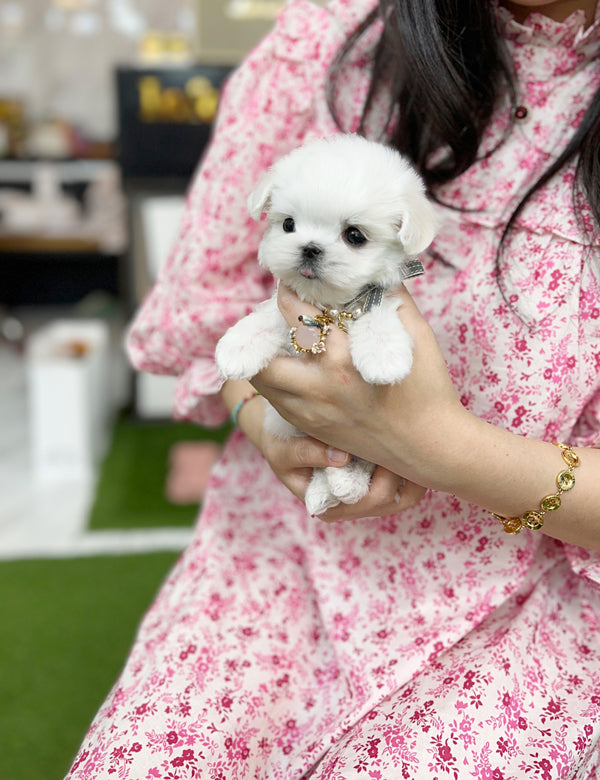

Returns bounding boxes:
[216,134,436,516]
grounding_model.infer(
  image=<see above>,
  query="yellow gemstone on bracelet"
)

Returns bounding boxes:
[502,516,524,534]
[540,494,562,512]
[557,470,575,491]
[560,448,579,468]
[523,511,544,530]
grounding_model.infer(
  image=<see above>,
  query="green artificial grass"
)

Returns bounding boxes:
[88,416,230,530]
[0,553,179,780]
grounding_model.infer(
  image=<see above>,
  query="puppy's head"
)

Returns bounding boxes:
[248,135,436,307]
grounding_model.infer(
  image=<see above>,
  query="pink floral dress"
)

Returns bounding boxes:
[67,1,600,778]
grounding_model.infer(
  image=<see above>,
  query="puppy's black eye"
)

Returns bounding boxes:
[344,226,367,246]
[282,217,295,233]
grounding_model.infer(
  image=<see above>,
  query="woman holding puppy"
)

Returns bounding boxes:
[67,0,600,777]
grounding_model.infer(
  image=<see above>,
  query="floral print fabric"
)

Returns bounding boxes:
[68,1,600,777]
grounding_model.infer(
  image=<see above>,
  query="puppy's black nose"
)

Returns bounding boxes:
[302,243,323,261]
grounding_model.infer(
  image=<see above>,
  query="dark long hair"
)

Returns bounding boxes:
[327,0,600,239]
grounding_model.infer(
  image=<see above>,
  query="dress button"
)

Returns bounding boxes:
[515,105,528,120]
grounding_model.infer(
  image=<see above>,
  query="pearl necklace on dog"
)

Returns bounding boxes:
[289,258,424,355]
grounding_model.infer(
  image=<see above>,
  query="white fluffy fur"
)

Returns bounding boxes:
[216,135,436,516]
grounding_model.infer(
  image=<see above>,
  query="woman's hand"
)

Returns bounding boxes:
[260,428,426,522]
[257,416,425,522]
[221,376,425,521]
[252,284,469,494]
[220,378,359,516]
[251,290,431,520]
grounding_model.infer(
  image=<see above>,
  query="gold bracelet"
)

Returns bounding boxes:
[493,442,580,535]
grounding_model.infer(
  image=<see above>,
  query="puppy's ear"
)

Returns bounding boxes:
[397,194,437,256]
[247,171,275,221]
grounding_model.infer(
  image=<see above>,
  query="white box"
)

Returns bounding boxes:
[27,320,111,483]
[135,372,178,419]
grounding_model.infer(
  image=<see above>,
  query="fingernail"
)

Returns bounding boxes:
[327,447,348,464]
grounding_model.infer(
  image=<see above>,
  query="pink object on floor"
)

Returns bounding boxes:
[165,440,222,504]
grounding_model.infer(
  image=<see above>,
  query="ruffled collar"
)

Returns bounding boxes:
[493,2,600,79]
[496,1,600,53]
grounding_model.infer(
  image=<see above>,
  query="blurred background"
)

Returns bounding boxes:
[0,1,300,777]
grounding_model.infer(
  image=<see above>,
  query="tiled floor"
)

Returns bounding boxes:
[0,330,192,560]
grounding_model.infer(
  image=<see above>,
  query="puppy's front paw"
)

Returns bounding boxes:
[216,300,289,380]
[349,307,413,384]
[355,341,413,384]
[215,326,268,380]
